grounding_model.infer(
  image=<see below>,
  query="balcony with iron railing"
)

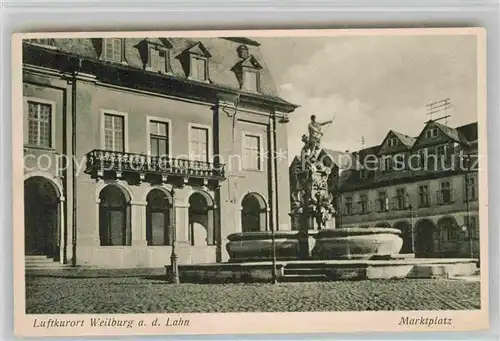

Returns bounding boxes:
[85,149,225,184]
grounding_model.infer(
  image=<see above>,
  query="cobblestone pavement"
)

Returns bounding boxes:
[25,270,480,314]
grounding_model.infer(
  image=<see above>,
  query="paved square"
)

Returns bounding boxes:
[25,270,480,313]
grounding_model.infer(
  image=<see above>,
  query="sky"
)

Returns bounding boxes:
[257,34,478,161]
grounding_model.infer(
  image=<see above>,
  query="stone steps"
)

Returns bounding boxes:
[25,256,72,270]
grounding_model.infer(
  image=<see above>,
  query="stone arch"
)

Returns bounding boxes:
[143,186,173,205]
[24,172,64,200]
[24,176,63,258]
[415,218,438,258]
[145,188,174,246]
[95,181,133,204]
[436,215,460,257]
[98,184,132,246]
[240,192,268,233]
[393,220,413,254]
[184,188,215,208]
[187,190,215,246]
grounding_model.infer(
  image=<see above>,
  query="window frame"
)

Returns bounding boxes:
[146,116,172,157]
[102,38,127,64]
[23,97,57,150]
[242,67,260,92]
[188,123,213,163]
[189,55,209,82]
[100,109,129,152]
[241,131,264,171]
[147,45,171,74]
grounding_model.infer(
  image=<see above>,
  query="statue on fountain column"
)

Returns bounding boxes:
[308,115,333,153]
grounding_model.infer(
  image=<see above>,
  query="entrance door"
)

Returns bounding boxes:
[415,219,437,258]
[24,177,59,257]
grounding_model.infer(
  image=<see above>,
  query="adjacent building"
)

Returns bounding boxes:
[23,37,297,268]
[337,120,480,258]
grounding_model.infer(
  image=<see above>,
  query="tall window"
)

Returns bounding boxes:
[146,189,172,246]
[189,126,209,162]
[344,196,353,215]
[377,191,388,212]
[358,194,368,214]
[438,181,453,205]
[418,185,430,207]
[243,69,258,92]
[104,113,125,152]
[149,48,167,73]
[191,56,207,81]
[99,185,130,246]
[104,38,123,62]
[395,188,406,210]
[243,134,261,170]
[467,175,477,201]
[27,101,52,148]
[149,120,169,156]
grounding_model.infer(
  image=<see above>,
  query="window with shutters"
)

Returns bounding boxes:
[376,191,389,212]
[189,125,210,162]
[149,48,169,73]
[418,184,430,207]
[395,188,406,210]
[437,180,454,205]
[26,100,53,148]
[103,38,125,63]
[103,112,126,152]
[358,194,369,214]
[190,56,207,81]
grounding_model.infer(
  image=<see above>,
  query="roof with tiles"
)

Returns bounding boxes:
[29,37,288,102]
[392,131,416,149]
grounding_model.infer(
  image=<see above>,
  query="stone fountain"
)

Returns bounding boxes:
[173,115,478,283]
[226,115,403,262]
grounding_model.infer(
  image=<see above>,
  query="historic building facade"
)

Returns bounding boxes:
[337,120,480,258]
[22,37,297,268]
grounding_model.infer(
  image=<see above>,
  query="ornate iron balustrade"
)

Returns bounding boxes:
[85,149,225,181]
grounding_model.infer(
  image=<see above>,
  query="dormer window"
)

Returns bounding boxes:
[136,39,172,74]
[149,47,170,73]
[242,68,259,92]
[232,54,263,93]
[387,137,398,147]
[177,42,211,83]
[190,56,208,81]
[103,38,126,63]
[425,127,439,139]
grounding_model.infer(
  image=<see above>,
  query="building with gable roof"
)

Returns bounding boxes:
[22,37,298,268]
[337,119,479,258]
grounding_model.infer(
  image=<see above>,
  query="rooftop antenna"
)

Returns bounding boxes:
[426,98,452,124]
[360,136,365,149]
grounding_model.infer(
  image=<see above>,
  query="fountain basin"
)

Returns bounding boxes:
[226,231,302,262]
[312,227,403,260]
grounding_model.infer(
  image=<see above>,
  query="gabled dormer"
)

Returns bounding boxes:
[378,130,416,155]
[412,120,468,149]
[232,45,263,92]
[95,38,128,65]
[177,42,211,82]
[135,38,172,74]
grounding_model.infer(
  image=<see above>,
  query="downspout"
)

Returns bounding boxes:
[269,112,277,284]
[71,58,80,267]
